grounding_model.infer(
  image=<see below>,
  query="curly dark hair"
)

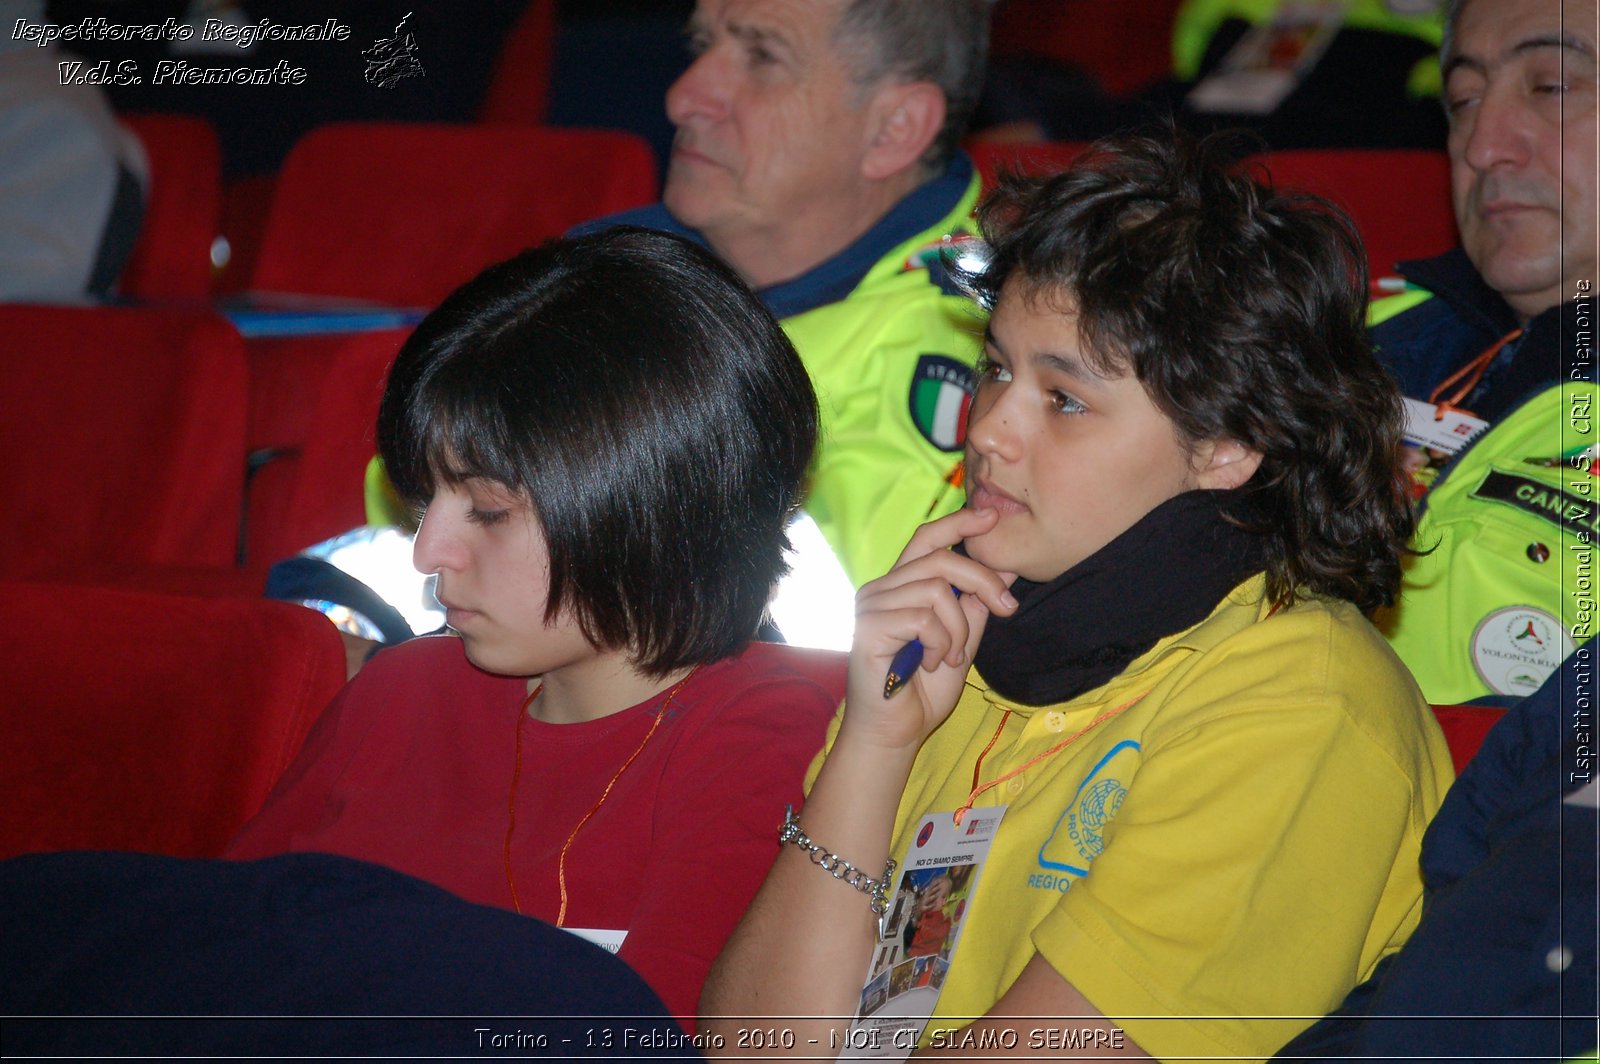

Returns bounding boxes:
[968,130,1414,612]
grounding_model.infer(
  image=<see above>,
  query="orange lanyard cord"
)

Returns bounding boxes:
[505,665,698,924]
[1427,327,1523,419]
[969,709,1013,795]
[953,693,1148,826]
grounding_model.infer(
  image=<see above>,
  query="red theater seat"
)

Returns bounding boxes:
[967,139,1091,191]
[236,122,657,560]
[1431,703,1510,776]
[1252,149,1458,285]
[242,327,412,563]
[248,122,658,308]
[117,113,222,301]
[990,0,1186,97]
[478,0,557,125]
[0,305,247,580]
[0,581,345,860]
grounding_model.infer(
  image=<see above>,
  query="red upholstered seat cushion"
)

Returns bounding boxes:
[0,305,248,580]
[0,581,345,860]
[248,122,658,308]
[117,112,222,301]
[1431,703,1510,776]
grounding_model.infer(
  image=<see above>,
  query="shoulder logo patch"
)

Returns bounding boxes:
[909,354,975,452]
[902,233,989,299]
[1034,739,1140,884]
[1470,606,1575,696]
[901,232,982,274]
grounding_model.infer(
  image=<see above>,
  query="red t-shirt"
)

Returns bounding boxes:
[227,635,843,1018]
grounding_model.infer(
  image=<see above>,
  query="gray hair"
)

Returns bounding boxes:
[832,0,992,174]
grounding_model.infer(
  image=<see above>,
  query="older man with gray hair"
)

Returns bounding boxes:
[594,0,992,609]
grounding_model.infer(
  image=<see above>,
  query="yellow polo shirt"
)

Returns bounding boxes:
[813,575,1453,1061]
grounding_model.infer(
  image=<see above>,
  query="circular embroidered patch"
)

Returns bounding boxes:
[1065,778,1126,861]
[1470,606,1575,696]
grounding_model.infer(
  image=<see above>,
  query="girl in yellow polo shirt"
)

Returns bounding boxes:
[701,130,1454,1062]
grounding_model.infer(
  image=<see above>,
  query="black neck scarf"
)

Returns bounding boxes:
[972,490,1269,707]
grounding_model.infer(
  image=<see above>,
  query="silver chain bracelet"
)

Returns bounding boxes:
[779,805,896,915]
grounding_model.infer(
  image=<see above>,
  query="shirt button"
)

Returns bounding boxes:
[1006,776,1026,795]
[1043,711,1067,732]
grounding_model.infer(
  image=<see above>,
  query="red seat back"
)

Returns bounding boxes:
[1431,703,1509,776]
[117,113,221,300]
[478,0,558,125]
[242,328,412,562]
[967,139,1091,192]
[990,0,1186,96]
[1252,149,1458,284]
[0,305,247,579]
[248,122,658,307]
[0,581,346,860]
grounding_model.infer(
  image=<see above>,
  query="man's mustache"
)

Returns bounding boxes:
[1470,173,1560,212]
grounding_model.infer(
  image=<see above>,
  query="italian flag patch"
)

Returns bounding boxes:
[909,354,975,452]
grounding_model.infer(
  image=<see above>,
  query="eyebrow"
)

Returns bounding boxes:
[1038,352,1099,383]
[982,327,1103,385]
[1444,32,1598,79]
[726,17,796,58]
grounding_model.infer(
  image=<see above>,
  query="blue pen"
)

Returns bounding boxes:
[883,587,963,698]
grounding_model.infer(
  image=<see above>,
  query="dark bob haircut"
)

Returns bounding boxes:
[377,227,818,676]
[968,130,1414,613]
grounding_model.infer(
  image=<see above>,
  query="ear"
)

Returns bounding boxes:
[861,81,945,182]
[1192,438,1263,491]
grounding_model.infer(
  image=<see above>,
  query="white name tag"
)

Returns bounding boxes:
[1187,0,1348,114]
[563,927,626,954]
[1402,397,1490,457]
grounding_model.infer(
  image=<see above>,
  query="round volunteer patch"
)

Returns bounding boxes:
[909,354,975,452]
[1470,606,1575,696]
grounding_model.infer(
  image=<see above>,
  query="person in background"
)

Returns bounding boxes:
[228,228,840,1019]
[700,130,1454,1058]
[0,0,147,301]
[587,0,992,596]
[1160,0,1450,149]
[1368,0,1596,706]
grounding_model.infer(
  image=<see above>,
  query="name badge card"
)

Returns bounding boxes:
[563,927,627,954]
[842,806,1007,1061]
[1187,0,1348,115]
[1399,398,1491,495]
[1401,397,1491,457]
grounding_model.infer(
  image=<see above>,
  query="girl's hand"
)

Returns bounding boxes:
[842,507,1017,754]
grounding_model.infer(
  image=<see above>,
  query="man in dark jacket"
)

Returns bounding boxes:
[1369,0,1596,706]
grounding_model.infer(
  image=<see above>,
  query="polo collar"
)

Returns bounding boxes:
[1397,247,1523,339]
[595,153,977,320]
